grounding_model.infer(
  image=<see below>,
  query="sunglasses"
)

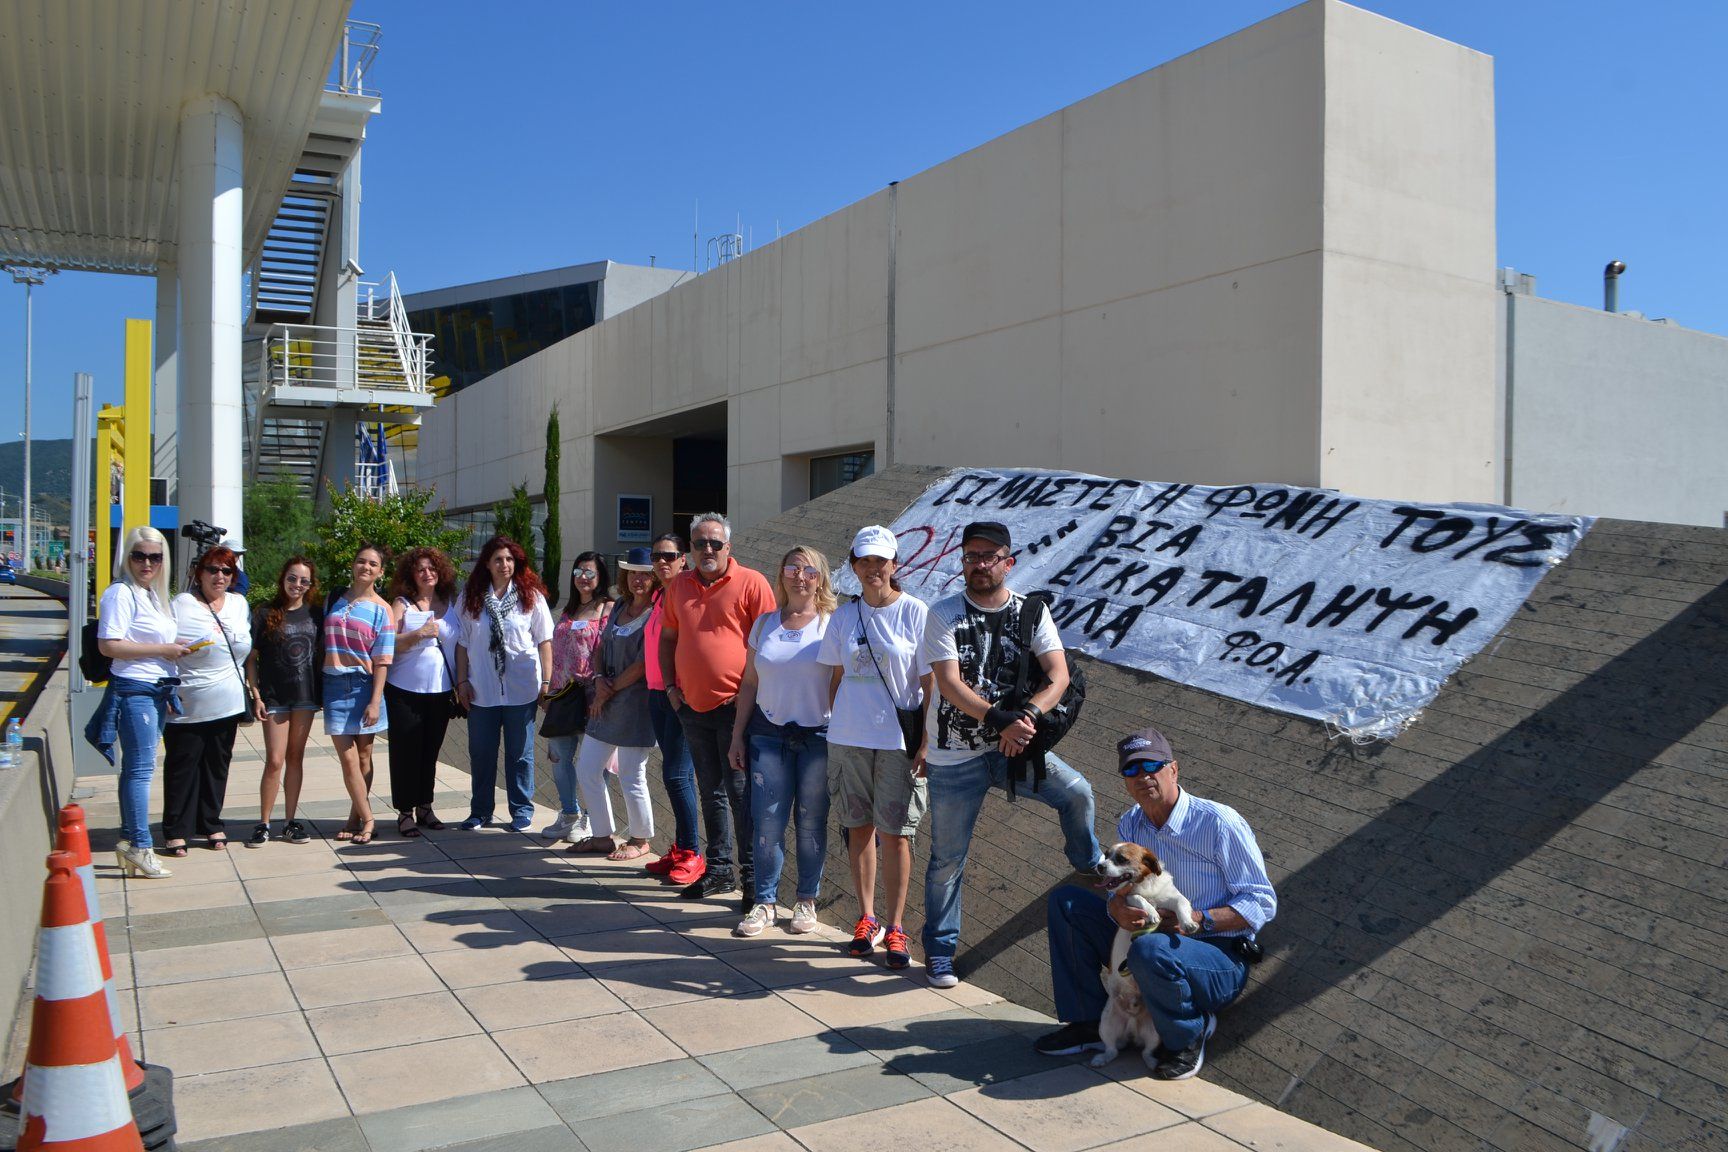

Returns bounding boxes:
[129,551,164,565]
[692,539,728,552]
[651,551,681,562]
[283,575,312,586]
[202,565,237,577]
[783,564,820,579]
[573,568,598,579]
[1119,760,1171,778]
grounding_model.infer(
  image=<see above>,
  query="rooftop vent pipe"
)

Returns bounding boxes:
[1604,260,1627,312]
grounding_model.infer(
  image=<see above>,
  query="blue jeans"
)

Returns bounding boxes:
[466,701,538,823]
[84,675,180,850]
[746,711,829,904]
[1047,885,1248,1050]
[649,689,698,851]
[921,749,1100,960]
[547,734,584,817]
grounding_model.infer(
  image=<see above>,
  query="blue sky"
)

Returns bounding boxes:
[2,0,1723,444]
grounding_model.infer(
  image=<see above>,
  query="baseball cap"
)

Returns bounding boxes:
[1116,726,1175,771]
[961,521,1012,550]
[851,525,898,560]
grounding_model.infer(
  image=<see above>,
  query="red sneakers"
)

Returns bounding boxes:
[664,849,707,886]
[645,847,679,875]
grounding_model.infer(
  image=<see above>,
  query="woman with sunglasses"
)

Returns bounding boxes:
[542,552,613,842]
[244,557,323,847]
[323,544,396,845]
[727,546,836,936]
[161,545,254,854]
[454,536,554,831]
[87,527,192,878]
[566,547,658,859]
[386,547,461,838]
[642,533,703,882]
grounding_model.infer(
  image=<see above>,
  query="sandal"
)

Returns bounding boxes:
[159,842,189,858]
[350,821,375,846]
[334,822,357,842]
[415,807,446,831]
[607,841,651,862]
[568,836,616,855]
[206,836,228,851]
[396,812,422,839]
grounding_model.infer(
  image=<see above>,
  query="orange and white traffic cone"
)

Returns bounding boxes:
[54,804,147,1094]
[16,850,144,1152]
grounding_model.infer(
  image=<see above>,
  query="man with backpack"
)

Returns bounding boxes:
[919,520,1102,988]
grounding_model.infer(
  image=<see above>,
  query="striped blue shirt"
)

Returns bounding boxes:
[1116,791,1277,937]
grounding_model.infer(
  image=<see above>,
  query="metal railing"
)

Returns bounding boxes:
[327,19,382,97]
[257,322,432,397]
[354,460,397,499]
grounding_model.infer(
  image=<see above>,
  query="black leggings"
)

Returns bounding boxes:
[385,684,451,811]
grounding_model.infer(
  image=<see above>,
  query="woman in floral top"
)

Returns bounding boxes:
[542,552,613,842]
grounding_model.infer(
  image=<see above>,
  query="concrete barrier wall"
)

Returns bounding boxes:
[0,661,79,1054]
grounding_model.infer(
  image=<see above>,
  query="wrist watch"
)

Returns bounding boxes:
[1199,908,1217,934]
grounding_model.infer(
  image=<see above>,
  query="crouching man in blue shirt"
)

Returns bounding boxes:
[1035,725,1276,1080]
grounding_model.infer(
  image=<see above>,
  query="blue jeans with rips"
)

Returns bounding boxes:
[746,710,830,905]
[85,675,181,850]
[465,701,538,824]
[546,734,585,817]
[650,689,699,852]
[1046,884,1248,1050]
[921,749,1100,961]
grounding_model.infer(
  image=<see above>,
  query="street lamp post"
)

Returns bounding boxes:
[6,265,56,571]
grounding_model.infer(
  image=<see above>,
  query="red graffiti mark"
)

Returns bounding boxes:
[896,522,966,594]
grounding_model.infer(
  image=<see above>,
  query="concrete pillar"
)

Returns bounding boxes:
[312,148,363,506]
[152,264,178,506]
[176,95,245,547]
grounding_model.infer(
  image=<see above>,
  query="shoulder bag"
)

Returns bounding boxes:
[858,600,925,759]
[541,608,608,738]
[208,599,258,726]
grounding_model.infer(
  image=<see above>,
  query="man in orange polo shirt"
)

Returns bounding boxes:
[659,512,777,908]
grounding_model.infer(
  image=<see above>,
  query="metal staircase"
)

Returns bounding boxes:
[240,21,434,504]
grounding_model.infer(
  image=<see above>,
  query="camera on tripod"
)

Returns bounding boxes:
[181,520,227,555]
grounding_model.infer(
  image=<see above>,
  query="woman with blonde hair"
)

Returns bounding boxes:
[85,526,192,878]
[727,545,837,936]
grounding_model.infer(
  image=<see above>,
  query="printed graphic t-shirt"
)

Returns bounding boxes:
[819,595,930,751]
[920,591,1061,766]
[251,604,322,710]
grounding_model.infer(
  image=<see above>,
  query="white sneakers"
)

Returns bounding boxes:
[789,900,819,934]
[542,812,590,842]
[734,903,777,937]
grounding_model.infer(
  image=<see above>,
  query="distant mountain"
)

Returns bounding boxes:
[0,438,75,527]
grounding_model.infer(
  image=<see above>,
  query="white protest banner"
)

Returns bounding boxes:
[834,469,1594,740]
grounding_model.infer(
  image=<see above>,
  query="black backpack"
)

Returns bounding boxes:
[1010,589,1086,756]
[79,619,112,684]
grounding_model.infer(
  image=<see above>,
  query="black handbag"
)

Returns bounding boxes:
[540,680,588,738]
[434,617,467,719]
[857,601,925,759]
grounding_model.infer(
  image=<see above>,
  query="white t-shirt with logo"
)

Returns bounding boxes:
[169,592,255,723]
[748,611,831,729]
[819,594,930,751]
[921,591,1062,766]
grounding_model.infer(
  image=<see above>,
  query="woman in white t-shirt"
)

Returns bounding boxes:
[454,536,555,832]
[818,525,933,970]
[88,526,193,879]
[727,545,836,937]
[386,547,460,839]
[162,545,254,854]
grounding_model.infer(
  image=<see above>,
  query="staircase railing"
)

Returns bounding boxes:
[328,20,382,98]
[258,323,432,397]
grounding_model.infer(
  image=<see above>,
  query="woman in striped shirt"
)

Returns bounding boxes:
[322,544,396,845]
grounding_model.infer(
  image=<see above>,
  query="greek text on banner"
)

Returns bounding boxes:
[833,469,1594,740]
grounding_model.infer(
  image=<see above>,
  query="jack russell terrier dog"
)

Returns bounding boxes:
[1091,841,1202,1068]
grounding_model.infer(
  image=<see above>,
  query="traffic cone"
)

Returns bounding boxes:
[54,804,147,1093]
[16,850,144,1151]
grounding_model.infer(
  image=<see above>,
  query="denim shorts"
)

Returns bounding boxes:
[323,672,387,736]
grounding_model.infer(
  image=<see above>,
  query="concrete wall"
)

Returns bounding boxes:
[1504,291,1728,527]
[421,0,1505,547]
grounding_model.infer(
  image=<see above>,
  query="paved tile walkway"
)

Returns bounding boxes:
[11,728,1375,1152]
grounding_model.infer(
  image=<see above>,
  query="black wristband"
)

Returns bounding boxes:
[984,705,1023,732]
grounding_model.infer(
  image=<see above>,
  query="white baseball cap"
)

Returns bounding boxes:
[851,525,897,560]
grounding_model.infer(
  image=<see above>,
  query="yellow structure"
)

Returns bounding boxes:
[94,320,155,599]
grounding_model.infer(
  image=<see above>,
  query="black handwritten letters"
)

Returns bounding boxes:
[850,469,1594,737]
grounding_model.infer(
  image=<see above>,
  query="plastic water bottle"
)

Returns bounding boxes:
[0,718,20,768]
